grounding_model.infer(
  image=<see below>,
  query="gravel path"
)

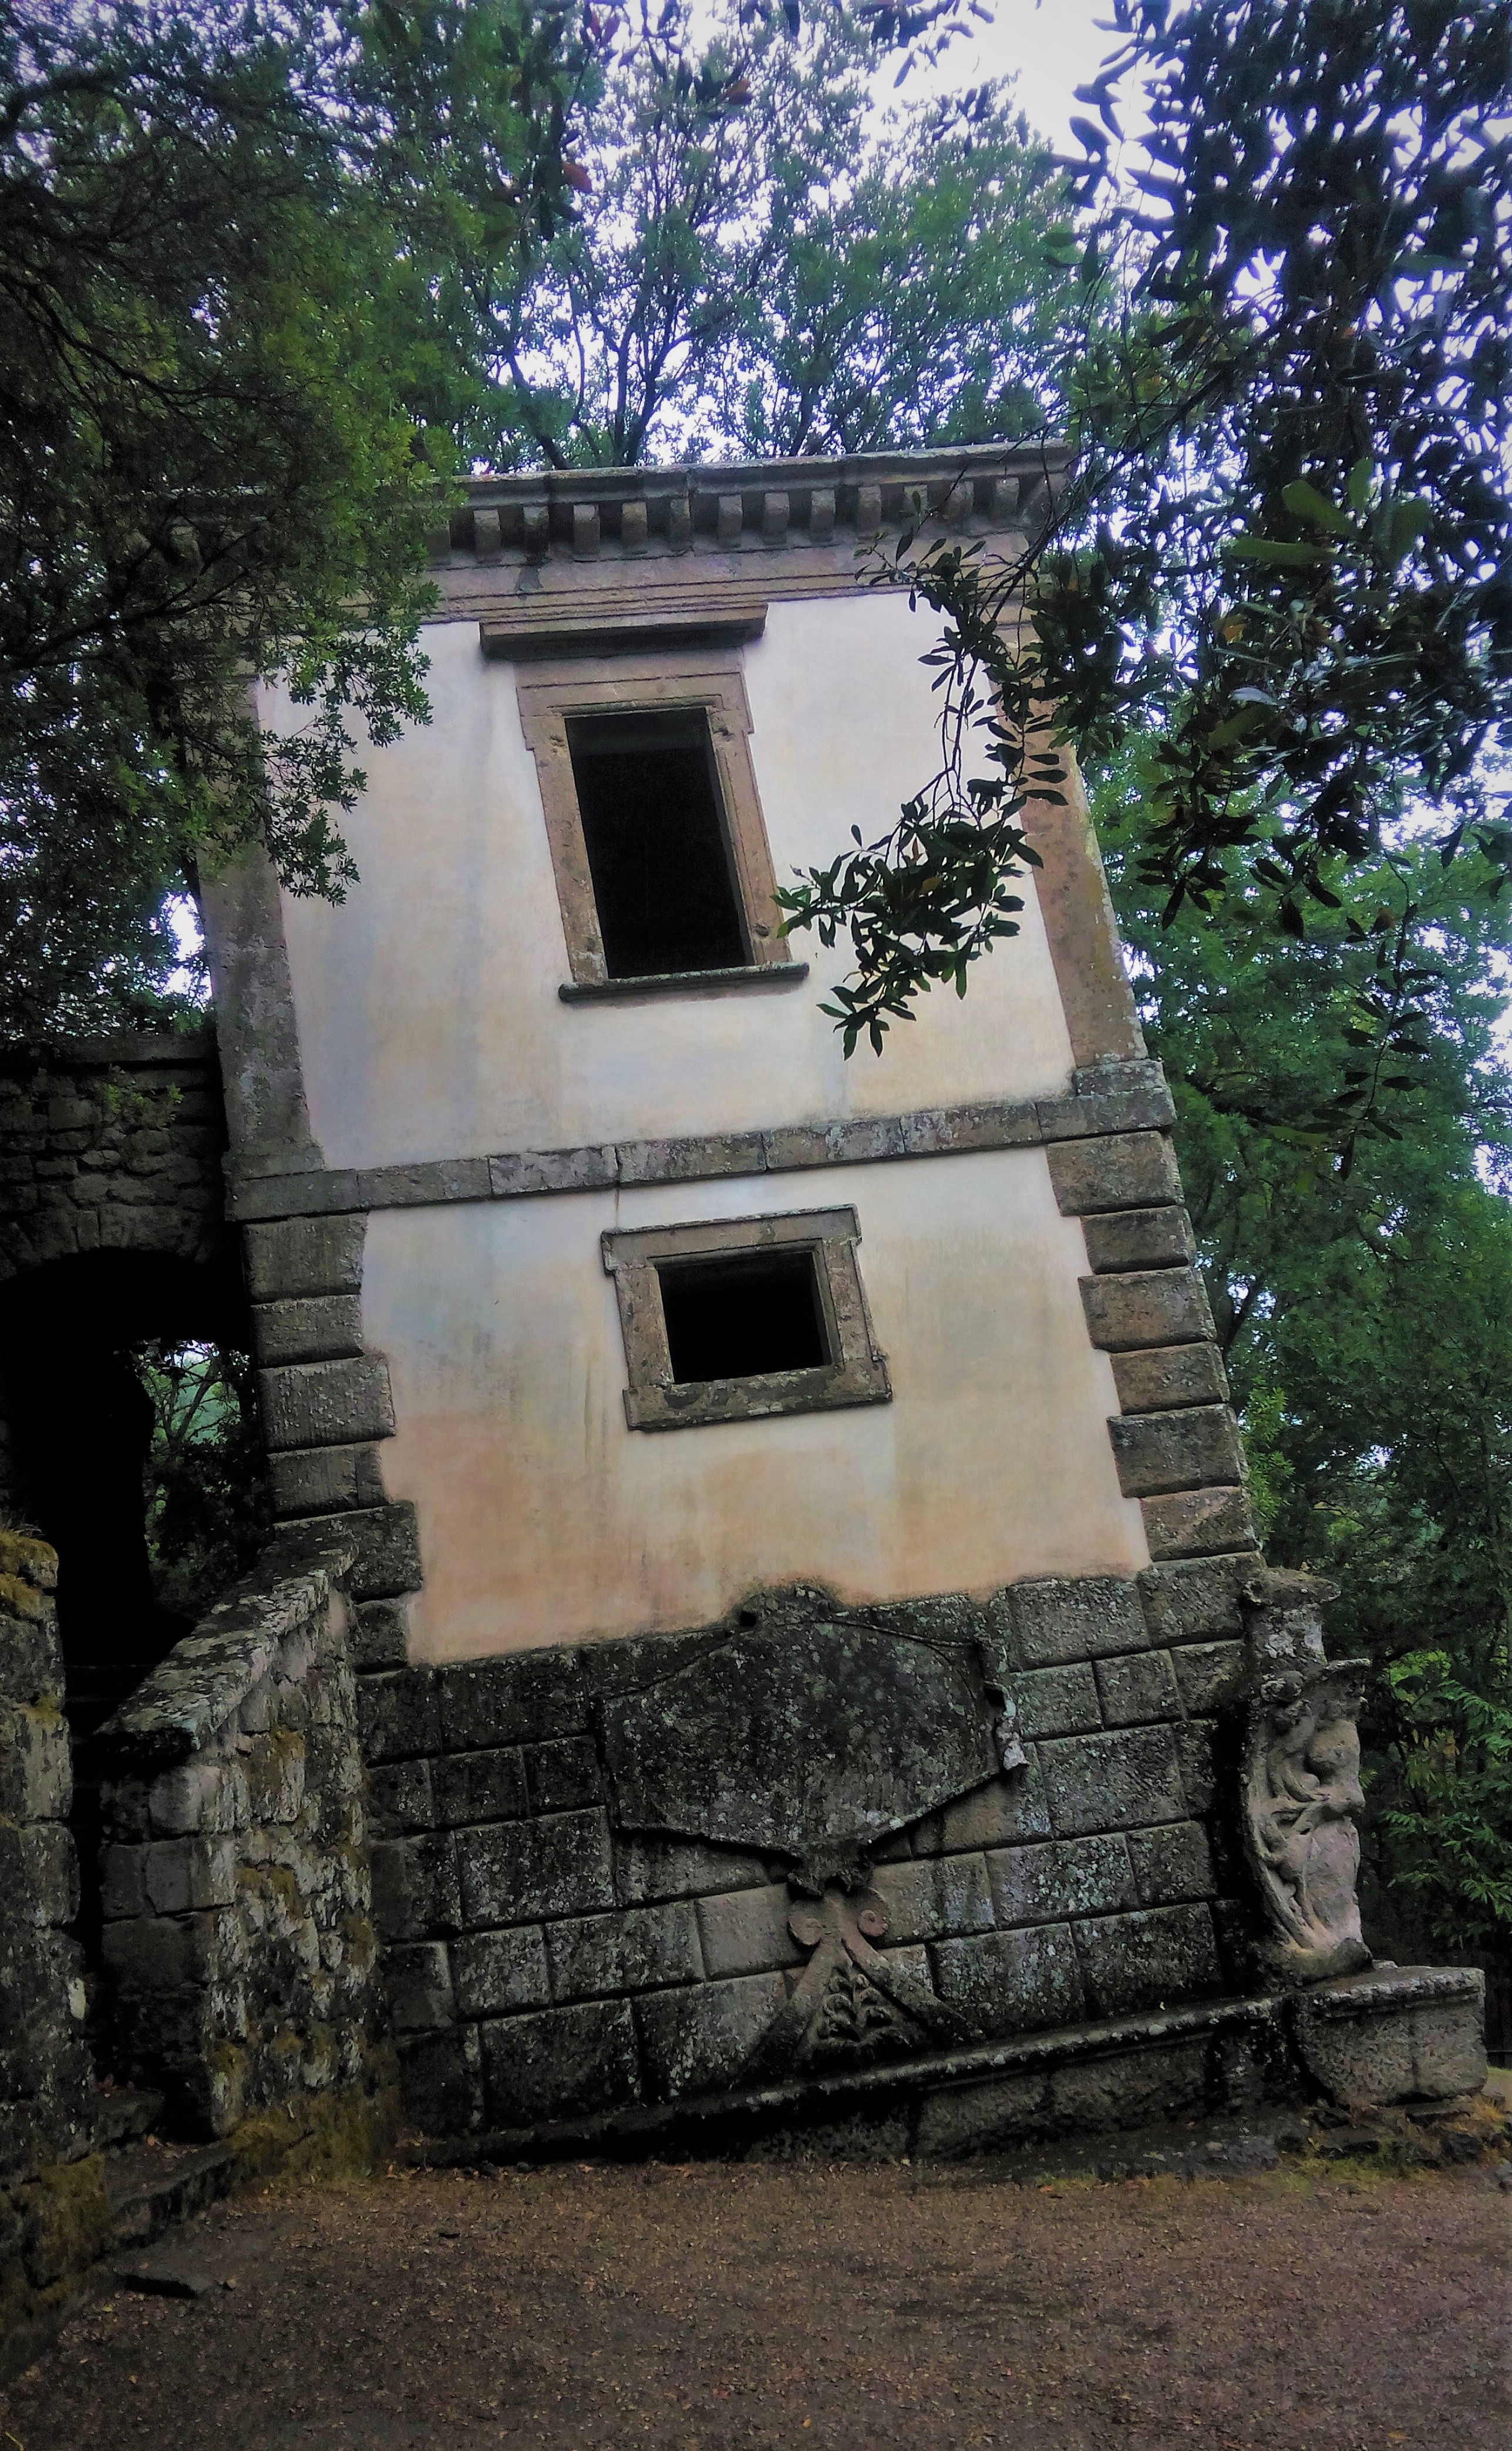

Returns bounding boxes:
[3,2155,1507,2451]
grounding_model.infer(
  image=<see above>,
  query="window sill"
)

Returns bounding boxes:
[624,1360,892,1433]
[560,961,809,1004]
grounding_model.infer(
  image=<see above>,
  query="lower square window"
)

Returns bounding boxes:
[602,1207,891,1431]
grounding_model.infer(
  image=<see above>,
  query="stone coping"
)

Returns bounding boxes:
[403,1991,1286,2164]
[1298,1964,1485,2020]
[227,1068,1178,1225]
[100,1527,357,1767]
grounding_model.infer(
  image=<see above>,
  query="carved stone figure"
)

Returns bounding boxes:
[1240,1572,1372,1985]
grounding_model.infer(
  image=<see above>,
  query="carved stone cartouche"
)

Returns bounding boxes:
[1240,1571,1372,1985]
[742,1884,979,2081]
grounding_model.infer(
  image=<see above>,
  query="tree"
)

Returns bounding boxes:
[0,1,587,1040]
[1093,754,1512,1955]
[478,3,1077,469]
[779,0,1512,1104]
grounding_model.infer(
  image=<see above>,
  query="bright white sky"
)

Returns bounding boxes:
[890,0,1121,144]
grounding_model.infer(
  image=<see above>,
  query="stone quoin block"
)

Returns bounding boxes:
[267,1443,388,1517]
[1080,1267,1216,1353]
[1170,1641,1245,1715]
[281,1501,424,1600]
[258,1356,396,1453]
[385,1942,456,2033]
[349,1596,415,1672]
[243,1213,368,1302]
[1111,1343,1230,1416]
[1081,1206,1197,1276]
[1138,1555,1257,1644]
[1073,1903,1223,2018]
[543,1901,701,2003]
[930,1922,1085,2036]
[1045,1129,1183,1218]
[635,1973,787,2102]
[250,1294,365,1368]
[396,2030,482,2134]
[988,1834,1137,1929]
[455,1810,614,1929]
[1094,1649,1181,1729]
[996,1576,1150,1669]
[142,1836,238,1915]
[1107,1406,1247,1499]
[1141,1485,1258,1560]
[480,2001,642,2128]
[365,1757,436,1838]
[1039,1725,1187,1838]
[450,1925,551,2018]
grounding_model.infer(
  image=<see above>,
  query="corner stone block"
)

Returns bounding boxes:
[439,1649,587,1751]
[250,1293,365,1368]
[369,1832,462,1942]
[1082,1206,1196,1275]
[696,1884,805,1980]
[244,1213,367,1302]
[1039,1726,1187,1837]
[1126,1821,1216,1908]
[1012,1662,1103,1739]
[1045,1130,1183,1218]
[350,1596,415,1672]
[544,1901,701,2003]
[452,1925,551,2018]
[1080,1267,1216,1352]
[1141,1485,1258,1560]
[988,1835,1136,1929]
[1095,1650,1180,1729]
[1292,1968,1487,2107]
[1108,1406,1246,1499]
[1170,1640,1245,1714]
[1073,1902,1222,2018]
[931,1923,1085,2036]
[268,1443,388,1519]
[636,1972,787,2102]
[365,1757,436,1838]
[143,1836,238,1915]
[480,1999,641,2127]
[997,1576,1149,1669]
[870,1853,994,1945]
[456,1810,614,1929]
[1111,1343,1230,1416]
[1137,1555,1257,1644]
[258,1356,396,1453]
[280,1501,423,1601]
[355,1666,442,1764]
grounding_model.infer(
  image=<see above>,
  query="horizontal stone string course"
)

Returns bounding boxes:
[349,1565,1264,2137]
[227,1073,1178,1226]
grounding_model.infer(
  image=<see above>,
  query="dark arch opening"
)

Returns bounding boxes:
[0,1249,270,2057]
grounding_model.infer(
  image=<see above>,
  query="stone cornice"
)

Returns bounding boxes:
[427,441,1069,600]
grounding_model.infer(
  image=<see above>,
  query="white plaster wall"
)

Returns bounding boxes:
[273,592,1077,1171]
[364,1145,1149,1663]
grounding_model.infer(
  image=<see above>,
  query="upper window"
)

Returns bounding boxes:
[602,1206,891,1432]
[565,708,746,979]
[515,653,799,997]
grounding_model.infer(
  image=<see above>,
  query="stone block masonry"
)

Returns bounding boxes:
[95,1527,389,2139]
[354,1565,1269,2140]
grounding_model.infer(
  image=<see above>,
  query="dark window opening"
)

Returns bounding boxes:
[657,1248,831,1383]
[567,708,747,978]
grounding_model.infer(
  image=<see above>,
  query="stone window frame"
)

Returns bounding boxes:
[601,1205,891,1432]
[514,650,795,993]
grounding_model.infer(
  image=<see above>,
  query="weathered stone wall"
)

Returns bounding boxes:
[355,1558,1264,2139]
[97,1529,388,2139]
[0,1532,93,2178]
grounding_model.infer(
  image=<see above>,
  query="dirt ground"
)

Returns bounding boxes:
[2,2152,1507,2451]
